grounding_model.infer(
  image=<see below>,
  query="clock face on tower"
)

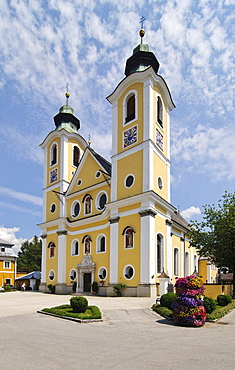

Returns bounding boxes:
[123,125,138,148]
[50,168,58,183]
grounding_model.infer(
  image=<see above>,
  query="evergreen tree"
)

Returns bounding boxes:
[17,236,42,273]
[188,191,235,293]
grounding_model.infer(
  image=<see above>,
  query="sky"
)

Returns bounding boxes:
[0,0,234,254]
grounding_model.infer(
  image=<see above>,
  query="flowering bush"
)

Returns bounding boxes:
[172,275,206,327]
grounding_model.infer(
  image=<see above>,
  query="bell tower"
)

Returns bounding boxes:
[107,28,175,205]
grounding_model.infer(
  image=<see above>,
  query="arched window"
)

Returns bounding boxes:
[185,251,189,276]
[125,94,135,123]
[97,235,106,253]
[156,234,164,273]
[174,248,179,276]
[73,146,80,167]
[71,240,79,256]
[157,96,163,127]
[123,227,135,249]
[51,143,57,166]
[82,235,92,254]
[194,255,197,271]
[48,242,56,258]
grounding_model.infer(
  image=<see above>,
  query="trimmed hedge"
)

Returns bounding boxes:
[42,304,102,320]
[152,304,173,319]
[70,296,88,313]
[217,294,232,307]
[206,301,235,321]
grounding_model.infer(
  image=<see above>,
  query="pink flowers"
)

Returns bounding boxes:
[172,275,206,327]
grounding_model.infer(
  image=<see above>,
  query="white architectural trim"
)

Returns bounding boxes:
[109,221,118,284]
[140,213,155,283]
[111,101,118,156]
[57,233,67,284]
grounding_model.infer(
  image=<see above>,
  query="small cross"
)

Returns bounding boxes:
[66,82,69,92]
[139,16,146,29]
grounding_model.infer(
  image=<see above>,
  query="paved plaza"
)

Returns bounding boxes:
[0,291,234,370]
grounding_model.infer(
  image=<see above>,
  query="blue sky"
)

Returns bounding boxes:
[0,0,234,253]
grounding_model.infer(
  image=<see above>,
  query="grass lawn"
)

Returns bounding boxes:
[41,304,102,320]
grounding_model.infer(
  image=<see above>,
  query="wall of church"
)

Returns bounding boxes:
[46,186,60,222]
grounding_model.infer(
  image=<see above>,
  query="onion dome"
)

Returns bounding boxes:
[53,90,80,132]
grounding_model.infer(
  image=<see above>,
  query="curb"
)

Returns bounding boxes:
[37,310,103,323]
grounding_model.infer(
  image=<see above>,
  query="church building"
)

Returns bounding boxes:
[38,29,199,296]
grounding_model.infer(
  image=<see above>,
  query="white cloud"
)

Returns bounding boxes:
[0,225,26,254]
[181,206,201,219]
[0,187,43,206]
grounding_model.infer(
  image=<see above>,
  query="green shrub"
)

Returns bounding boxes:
[113,284,126,297]
[3,285,12,292]
[47,284,55,294]
[206,301,235,321]
[152,304,173,319]
[217,294,232,306]
[42,304,102,320]
[160,292,176,310]
[203,296,216,313]
[70,296,88,313]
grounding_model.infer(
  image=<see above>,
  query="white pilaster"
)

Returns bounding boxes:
[143,78,153,141]
[109,218,119,284]
[41,235,47,283]
[110,157,117,202]
[111,101,118,156]
[139,211,156,283]
[166,219,172,278]
[57,231,67,284]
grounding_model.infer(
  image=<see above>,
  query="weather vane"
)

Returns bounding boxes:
[88,133,91,146]
[65,82,70,105]
[139,16,146,43]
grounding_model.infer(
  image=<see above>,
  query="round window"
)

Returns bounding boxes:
[77,179,82,186]
[95,171,101,178]
[124,265,134,280]
[98,193,107,210]
[49,270,55,281]
[158,177,163,190]
[70,269,77,280]
[98,267,107,280]
[50,203,56,213]
[125,175,134,188]
[72,202,80,218]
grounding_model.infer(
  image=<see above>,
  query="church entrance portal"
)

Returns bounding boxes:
[83,273,91,292]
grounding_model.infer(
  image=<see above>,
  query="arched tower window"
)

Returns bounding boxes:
[174,248,179,276]
[51,144,57,166]
[97,235,106,253]
[157,96,163,127]
[73,146,80,167]
[156,234,164,273]
[125,94,135,123]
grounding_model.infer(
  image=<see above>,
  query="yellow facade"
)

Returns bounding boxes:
[38,35,205,296]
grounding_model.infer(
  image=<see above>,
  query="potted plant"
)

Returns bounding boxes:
[92,281,99,294]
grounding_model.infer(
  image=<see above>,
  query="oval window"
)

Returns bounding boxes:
[125,175,134,188]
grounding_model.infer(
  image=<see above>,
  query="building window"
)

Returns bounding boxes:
[194,255,197,271]
[4,261,11,269]
[174,248,179,276]
[70,269,77,280]
[1,247,5,252]
[82,235,92,254]
[185,251,189,276]
[71,201,80,218]
[124,265,135,280]
[125,174,135,188]
[50,203,56,213]
[157,96,163,128]
[71,240,79,256]
[49,270,55,281]
[6,278,11,285]
[51,143,57,166]
[48,242,56,258]
[98,267,107,280]
[158,177,163,190]
[123,227,135,249]
[95,171,101,178]
[97,235,106,253]
[96,192,107,210]
[156,234,164,273]
[84,195,92,215]
[73,146,80,167]
[125,94,135,123]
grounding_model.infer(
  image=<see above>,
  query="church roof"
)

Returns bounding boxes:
[171,211,190,232]
[89,147,111,176]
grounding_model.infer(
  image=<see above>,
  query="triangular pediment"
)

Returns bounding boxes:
[66,147,111,196]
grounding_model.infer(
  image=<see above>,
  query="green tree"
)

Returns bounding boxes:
[188,192,235,293]
[17,236,42,273]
